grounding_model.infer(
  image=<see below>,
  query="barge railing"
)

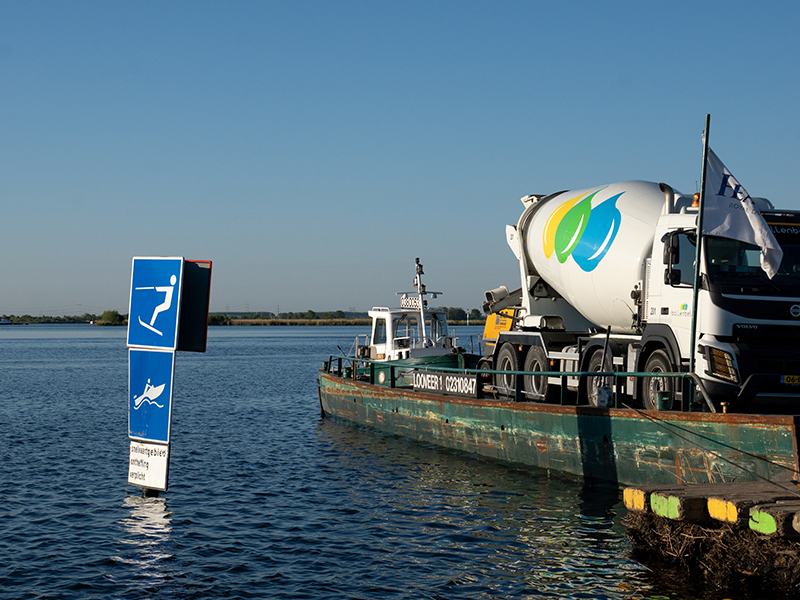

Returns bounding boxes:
[322,354,716,412]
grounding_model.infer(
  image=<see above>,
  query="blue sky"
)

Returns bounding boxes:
[1,1,799,315]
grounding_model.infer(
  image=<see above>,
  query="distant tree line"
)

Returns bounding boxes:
[0,310,128,325]
[0,306,485,326]
[97,310,126,325]
[208,307,484,325]
[1,313,100,324]
[435,307,484,322]
[210,310,365,323]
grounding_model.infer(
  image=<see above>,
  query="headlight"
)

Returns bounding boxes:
[704,347,739,384]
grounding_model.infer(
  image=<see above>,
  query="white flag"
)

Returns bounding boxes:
[703,148,783,278]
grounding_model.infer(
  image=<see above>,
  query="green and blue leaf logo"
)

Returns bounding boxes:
[542,188,623,272]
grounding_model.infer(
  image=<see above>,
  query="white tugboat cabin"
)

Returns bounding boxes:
[359,259,458,362]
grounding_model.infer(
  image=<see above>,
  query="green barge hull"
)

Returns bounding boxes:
[318,371,800,486]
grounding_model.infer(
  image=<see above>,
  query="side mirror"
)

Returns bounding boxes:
[664,268,682,285]
[663,233,680,265]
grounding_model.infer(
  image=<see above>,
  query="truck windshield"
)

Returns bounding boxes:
[706,235,800,293]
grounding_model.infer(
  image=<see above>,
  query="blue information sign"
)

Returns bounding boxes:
[127,257,184,350]
[128,348,175,443]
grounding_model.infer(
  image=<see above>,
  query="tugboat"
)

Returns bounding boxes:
[346,259,479,385]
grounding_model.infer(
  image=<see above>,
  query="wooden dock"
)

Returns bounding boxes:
[623,480,800,591]
[624,480,800,535]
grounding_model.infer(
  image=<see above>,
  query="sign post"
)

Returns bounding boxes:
[126,257,211,495]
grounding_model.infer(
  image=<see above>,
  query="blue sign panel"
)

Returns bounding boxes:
[128,257,184,350]
[128,348,175,443]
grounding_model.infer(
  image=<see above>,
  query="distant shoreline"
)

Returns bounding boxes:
[223,318,484,327]
[225,318,372,326]
[1,318,485,327]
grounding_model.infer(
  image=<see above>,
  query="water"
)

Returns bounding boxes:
[0,324,776,599]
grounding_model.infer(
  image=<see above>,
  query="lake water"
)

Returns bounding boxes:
[0,324,780,599]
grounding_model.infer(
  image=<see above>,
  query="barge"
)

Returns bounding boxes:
[318,259,800,486]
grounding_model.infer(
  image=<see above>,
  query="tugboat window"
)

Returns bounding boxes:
[373,319,387,345]
[426,315,447,344]
[394,315,418,347]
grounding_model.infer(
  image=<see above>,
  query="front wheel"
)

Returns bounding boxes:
[642,350,674,411]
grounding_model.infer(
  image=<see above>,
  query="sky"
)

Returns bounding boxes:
[1,1,799,316]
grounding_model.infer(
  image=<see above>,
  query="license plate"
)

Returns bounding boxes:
[782,375,800,385]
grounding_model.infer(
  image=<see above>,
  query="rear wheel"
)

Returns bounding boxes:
[494,343,521,398]
[586,349,613,407]
[523,346,551,402]
[477,357,493,396]
[643,350,674,411]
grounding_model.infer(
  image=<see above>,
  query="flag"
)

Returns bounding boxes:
[703,148,783,278]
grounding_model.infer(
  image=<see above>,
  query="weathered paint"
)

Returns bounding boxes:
[651,493,684,520]
[750,508,779,535]
[319,371,800,486]
[708,497,739,523]
[623,487,646,511]
[626,482,800,538]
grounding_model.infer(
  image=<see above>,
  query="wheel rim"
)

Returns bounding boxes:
[645,365,671,409]
[587,357,611,406]
[525,357,544,395]
[498,355,514,389]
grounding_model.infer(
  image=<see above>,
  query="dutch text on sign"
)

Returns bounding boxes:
[128,440,170,491]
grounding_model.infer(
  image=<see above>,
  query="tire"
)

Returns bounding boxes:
[642,350,674,411]
[523,346,552,402]
[586,349,613,407]
[477,357,493,396]
[494,343,521,398]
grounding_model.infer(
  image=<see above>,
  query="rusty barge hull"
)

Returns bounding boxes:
[318,372,800,486]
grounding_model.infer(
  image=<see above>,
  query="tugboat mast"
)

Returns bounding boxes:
[398,258,441,348]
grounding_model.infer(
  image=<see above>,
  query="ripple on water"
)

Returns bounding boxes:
[0,326,781,600]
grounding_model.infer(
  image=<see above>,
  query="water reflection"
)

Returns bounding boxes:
[118,494,174,586]
[316,419,645,598]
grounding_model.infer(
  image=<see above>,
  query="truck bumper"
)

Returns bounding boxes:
[703,373,800,402]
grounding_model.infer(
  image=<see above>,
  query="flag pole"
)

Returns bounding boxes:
[689,114,711,379]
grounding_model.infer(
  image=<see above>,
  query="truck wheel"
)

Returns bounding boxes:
[643,350,674,411]
[495,343,520,398]
[523,346,551,402]
[477,357,493,396]
[586,349,613,407]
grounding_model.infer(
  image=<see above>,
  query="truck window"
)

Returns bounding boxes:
[665,231,696,286]
[705,233,800,295]
[707,238,762,273]
[676,233,696,285]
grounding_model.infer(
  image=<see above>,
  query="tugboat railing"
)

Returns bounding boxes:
[322,354,716,413]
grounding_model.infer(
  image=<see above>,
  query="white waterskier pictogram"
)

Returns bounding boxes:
[133,378,166,409]
[135,274,177,336]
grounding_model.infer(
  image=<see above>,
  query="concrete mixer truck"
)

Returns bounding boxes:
[482,180,800,410]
